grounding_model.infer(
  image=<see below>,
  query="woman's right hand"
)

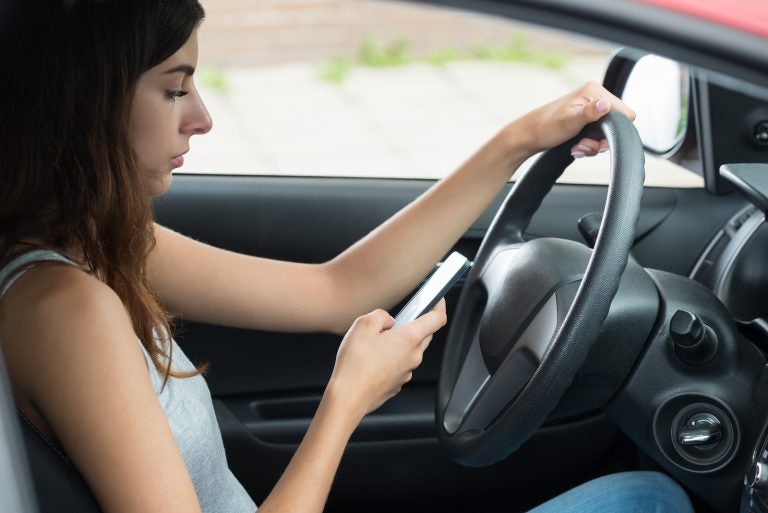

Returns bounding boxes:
[326,299,447,419]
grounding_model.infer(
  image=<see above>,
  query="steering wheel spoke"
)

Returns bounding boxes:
[443,292,559,435]
[443,333,490,434]
[459,348,538,434]
[513,293,559,362]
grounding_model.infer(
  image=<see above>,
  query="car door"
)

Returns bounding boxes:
[152,1,748,511]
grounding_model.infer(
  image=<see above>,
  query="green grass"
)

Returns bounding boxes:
[318,35,569,83]
[473,36,566,68]
[318,57,355,84]
[358,37,411,67]
[426,46,462,67]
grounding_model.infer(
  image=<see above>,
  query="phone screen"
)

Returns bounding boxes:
[393,252,471,328]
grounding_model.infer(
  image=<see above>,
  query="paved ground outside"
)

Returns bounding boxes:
[183,0,703,188]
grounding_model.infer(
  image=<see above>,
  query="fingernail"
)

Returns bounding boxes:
[596,97,611,114]
[571,151,585,158]
[576,144,592,153]
[598,146,609,153]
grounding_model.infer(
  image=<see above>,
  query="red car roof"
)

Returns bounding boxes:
[638,0,768,37]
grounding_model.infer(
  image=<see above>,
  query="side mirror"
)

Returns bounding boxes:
[604,49,691,156]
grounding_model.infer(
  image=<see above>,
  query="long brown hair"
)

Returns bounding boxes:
[0,0,207,384]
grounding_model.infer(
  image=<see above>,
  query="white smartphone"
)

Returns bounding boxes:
[393,252,471,328]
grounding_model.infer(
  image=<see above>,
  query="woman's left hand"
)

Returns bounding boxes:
[511,81,636,158]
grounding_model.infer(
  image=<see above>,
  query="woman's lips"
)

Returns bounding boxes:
[171,155,185,168]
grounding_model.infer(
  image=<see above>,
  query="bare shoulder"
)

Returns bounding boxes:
[1,261,140,414]
[0,262,203,512]
[2,262,134,362]
[7,260,123,310]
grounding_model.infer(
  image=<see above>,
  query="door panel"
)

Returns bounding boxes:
[155,176,746,273]
[215,396,619,513]
[153,174,745,511]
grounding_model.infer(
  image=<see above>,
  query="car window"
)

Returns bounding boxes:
[188,0,703,188]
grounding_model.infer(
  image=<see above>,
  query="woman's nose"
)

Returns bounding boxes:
[183,94,213,136]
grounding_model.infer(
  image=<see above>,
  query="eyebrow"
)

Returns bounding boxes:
[163,64,195,76]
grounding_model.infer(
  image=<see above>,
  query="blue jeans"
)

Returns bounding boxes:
[528,471,694,513]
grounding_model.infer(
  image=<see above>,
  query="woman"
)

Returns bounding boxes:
[0,1,693,512]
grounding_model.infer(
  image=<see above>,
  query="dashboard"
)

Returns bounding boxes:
[687,164,768,512]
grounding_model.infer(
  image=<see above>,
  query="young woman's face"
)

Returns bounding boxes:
[129,28,212,196]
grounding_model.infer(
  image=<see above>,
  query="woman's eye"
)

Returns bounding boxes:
[166,90,189,100]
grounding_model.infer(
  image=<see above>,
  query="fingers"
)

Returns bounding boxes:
[591,96,612,118]
[400,300,448,342]
[571,137,609,158]
[571,137,600,158]
[578,82,636,123]
[606,93,637,121]
[569,80,636,158]
[516,80,637,155]
[355,308,395,332]
[592,94,636,122]
[580,95,613,124]
[337,305,440,416]
[432,298,447,315]
[418,334,433,352]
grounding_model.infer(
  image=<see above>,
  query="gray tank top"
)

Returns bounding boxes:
[0,250,257,513]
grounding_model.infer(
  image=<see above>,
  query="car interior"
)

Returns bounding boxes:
[3,1,768,513]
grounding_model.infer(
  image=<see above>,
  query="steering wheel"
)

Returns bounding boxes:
[436,111,644,466]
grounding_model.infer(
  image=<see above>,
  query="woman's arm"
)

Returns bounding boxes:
[149,82,634,333]
[2,266,204,513]
[2,265,445,513]
[259,304,446,512]
[323,83,633,330]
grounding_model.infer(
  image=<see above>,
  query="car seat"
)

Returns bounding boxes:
[16,411,102,512]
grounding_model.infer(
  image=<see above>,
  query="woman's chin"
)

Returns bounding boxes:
[147,172,173,197]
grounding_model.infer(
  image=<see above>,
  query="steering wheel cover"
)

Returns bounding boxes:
[437,111,645,466]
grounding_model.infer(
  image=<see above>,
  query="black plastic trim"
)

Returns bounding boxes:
[721,164,768,213]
